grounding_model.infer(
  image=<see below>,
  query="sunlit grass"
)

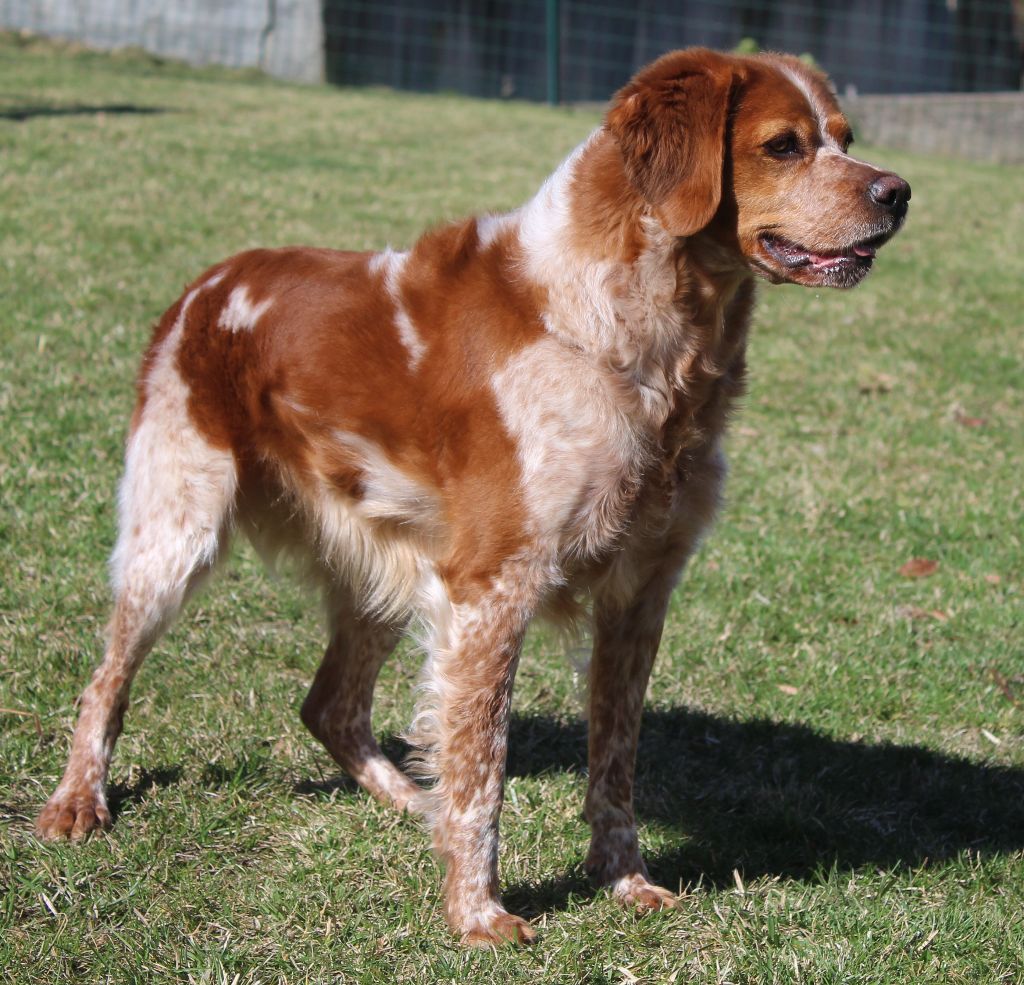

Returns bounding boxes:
[1,33,1022,984]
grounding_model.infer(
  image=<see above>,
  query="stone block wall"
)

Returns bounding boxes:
[0,0,324,83]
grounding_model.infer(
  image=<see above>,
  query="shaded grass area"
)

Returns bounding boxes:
[1,33,1023,984]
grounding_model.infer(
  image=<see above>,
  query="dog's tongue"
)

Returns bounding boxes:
[763,235,877,270]
[807,244,876,267]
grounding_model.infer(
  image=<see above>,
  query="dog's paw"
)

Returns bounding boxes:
[612,873,678,913]
[456,908,537,948]
[35,787,111,841]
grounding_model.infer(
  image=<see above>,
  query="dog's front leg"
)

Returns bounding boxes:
[414,585,536,946]
[584,566,683,912]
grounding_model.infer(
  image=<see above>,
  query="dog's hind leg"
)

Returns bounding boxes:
[36,330,238,840]
[301,586,419,811]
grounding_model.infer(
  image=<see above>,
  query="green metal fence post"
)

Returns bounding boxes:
[546,0,560,106]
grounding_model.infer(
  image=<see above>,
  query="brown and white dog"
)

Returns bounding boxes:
[37,49,909,945]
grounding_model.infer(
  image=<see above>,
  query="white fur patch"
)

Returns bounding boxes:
[111,282,237,631]
[780,63,840,149]
[218,284,272,333]
[517,133,596,296]
[476,212,517,249]
[297,482,430,621]
[330,430,439,531]
[376,248,427,370]
[492,339,638,558]
[395,309,426,369]
[366,250,392,276]
[515,132,686,427]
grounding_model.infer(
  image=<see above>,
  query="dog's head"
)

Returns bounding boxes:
[606,48,910,288]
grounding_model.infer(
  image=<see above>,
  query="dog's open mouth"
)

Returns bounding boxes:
[755,230,897,288]
[759,234,879,272]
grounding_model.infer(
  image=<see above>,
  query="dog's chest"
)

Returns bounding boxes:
[574,277,753,560]
[494,240,753,567]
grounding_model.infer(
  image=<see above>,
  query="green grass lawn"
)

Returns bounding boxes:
[1,34,1022,984]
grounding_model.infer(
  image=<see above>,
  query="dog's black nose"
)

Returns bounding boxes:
[869,174,911,212]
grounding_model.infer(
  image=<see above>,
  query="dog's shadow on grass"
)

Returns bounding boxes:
[107,765,185,821]
[100,706,1024,919]
[502,707,1024,916]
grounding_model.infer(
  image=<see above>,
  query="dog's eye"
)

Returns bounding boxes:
[764,133,800,158]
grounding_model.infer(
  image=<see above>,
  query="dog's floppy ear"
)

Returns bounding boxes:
[606,48,739,237]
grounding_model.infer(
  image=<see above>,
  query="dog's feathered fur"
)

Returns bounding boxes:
[38,48,908,946]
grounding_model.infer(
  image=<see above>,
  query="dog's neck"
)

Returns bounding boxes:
[513,129,752,428]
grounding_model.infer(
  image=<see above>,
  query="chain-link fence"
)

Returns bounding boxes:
[324,0,1023,102]
[3,1,1023,159]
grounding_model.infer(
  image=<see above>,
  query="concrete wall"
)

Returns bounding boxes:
[844,91,1024,164]
[0,0,325,83]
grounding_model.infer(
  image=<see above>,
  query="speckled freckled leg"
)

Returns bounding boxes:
[413,590,537,947]
[584,575,680,912]
[36,599,165,840]
[37,400,236,841]
[301,588,419,811]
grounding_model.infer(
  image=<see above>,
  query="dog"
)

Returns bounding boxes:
[37,48,909,945]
